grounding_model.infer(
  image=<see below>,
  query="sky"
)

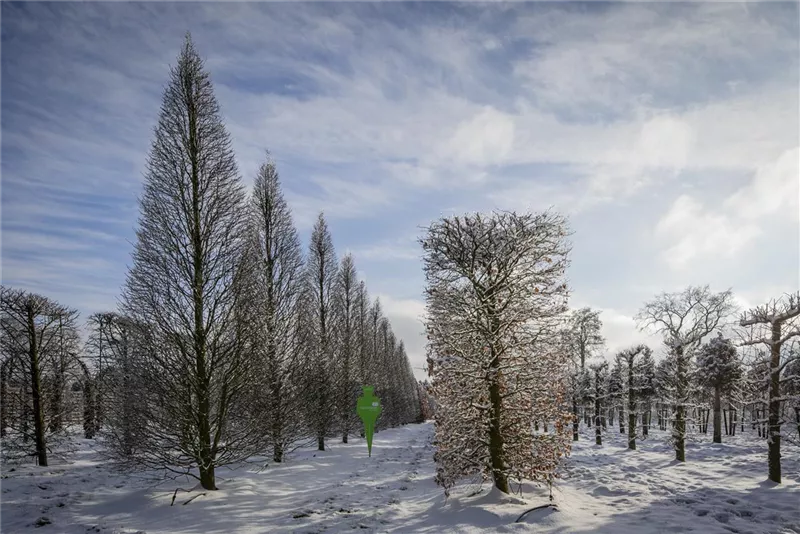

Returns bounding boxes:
[2,1,798,380]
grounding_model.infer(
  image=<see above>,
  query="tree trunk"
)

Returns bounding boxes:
[0,362,7,438]
[83,379,95,439]
[768,322,782,483]
[318,436,325,451]
[642,402,649,438]
[199,463,216,491]
[572,398,579,441]
[713,386,722,443]
[594,393,602,445]
[675,346,687,462]
[26,307,48,467]
[488,345,509,494]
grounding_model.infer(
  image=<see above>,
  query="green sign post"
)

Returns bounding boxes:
[356,386,382,457]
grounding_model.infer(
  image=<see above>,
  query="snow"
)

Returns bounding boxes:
[2,423,799,533]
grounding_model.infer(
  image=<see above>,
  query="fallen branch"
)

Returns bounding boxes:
[515,503,559,523]
[170,485,201,506]
[183,493,207,505]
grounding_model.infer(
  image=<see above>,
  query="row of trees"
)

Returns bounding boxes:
[0,35,422,490]
[565,289,800,484]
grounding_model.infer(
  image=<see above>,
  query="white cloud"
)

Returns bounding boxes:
[438,106,516,167]
[2,2,797,370]
[655,146,798,270]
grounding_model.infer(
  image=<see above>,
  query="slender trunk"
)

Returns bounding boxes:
[318,436,325,451]
[642,402,649,438]
[0,362,7,438]
[675,346,686,462]
[627,356,636,450]
[488,345,508,493]
[27,307,48,467]
[572,397,579,441]
[595,396,602,446]
[713,386,722,443]
[768,322,782,483]
[594,370,602,446]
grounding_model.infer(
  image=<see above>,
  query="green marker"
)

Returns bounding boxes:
[356,386,382,457]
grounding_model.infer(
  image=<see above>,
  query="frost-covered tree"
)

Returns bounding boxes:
[616,345,650,450]
[607,360,624,433]
[422,210,572,495]
[120,34,256,490]
[0,288,80,466]
[301,213,339,451]
[636,348,657,437]
[739,292,800,483]
[636,286,735,462]
[246,155,306,462]
[696,334,742,444]
[567,308,605,371]
[562,309,604,441]
[588,361,609,445]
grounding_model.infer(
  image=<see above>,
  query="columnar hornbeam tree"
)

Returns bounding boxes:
[333,254,359,443]
[246,155,306,462]
[302,213,339,451]
[636,286,735,462]
[696,334,742,444]
[564,308,605,441]
[422,210,572,496]
[616,344,651,450]
[739,292,800,484]
[120,34,256,490]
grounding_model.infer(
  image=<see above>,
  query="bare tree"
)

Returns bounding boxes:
[588,361,609,446]
[333,254,360,443]
[0,287,79,466]
[739,292,800,483]
[120,34,255,490]
[636,285,735,462]
[302,213,339,451]
[246,154,306,463]
[422,210,572,495]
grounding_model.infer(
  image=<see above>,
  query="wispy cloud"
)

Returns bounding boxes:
[2,2,797,378]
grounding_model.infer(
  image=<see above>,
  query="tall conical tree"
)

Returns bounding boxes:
[121,34,252,490]
[303,213,338,450]
[334,254,359,443]
[247,154,306,462]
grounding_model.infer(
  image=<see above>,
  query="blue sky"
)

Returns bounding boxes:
[2,2,798,379]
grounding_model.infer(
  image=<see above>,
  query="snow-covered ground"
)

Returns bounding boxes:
[2,423,799,533]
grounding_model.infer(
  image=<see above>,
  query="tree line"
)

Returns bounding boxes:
[566,288,799,485]
[0,34,423,490]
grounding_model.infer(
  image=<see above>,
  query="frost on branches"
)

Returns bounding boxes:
[421,210,573,496]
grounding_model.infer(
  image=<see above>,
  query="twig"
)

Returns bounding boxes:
[183,493,206,505]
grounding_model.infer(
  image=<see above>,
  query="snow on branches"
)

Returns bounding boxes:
[421,210,573,496]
